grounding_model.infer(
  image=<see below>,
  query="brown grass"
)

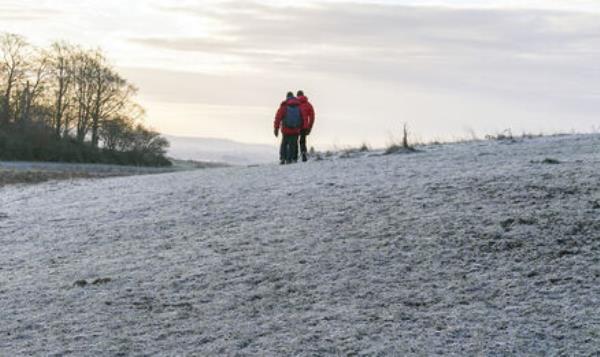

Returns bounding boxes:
[0,169,121,187]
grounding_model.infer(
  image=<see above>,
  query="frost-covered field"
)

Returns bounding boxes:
[1,134,600,355]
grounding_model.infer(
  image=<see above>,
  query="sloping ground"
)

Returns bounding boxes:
[1,135,600,355]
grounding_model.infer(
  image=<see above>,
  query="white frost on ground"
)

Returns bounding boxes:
[1,134,600,355]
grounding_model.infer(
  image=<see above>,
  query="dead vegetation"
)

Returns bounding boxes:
[0,169,100,187]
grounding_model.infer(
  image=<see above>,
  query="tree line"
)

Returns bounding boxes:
[0,33,171,166]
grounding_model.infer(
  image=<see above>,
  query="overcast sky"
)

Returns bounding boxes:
[1,0,599,147]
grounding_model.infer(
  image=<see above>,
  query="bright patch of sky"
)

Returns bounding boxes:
[1,0,599,147]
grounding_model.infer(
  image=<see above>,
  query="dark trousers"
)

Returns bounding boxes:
[280,135,299,163]
[299,132,308,154]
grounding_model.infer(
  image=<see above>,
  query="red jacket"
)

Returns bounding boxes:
[298,96,315,130]
[274,98,306,136]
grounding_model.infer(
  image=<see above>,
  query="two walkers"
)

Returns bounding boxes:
[274,90,315,165]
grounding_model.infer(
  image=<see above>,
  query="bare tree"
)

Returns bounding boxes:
[48,42,74,137]
[89,57,137,148]
[0,33,29,125]
[100,116,130,151]
[0,32,171,166]
[16,49,50,124]
[71,49,96,142]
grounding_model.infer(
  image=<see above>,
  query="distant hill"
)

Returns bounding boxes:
[165,135,277,165]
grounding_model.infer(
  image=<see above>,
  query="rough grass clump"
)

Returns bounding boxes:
[542,158,561,165]
[485,129,516,142]
[385,123,418,155]
[340,143,371,159]
[0,169,94,187]
[384,144,417,155]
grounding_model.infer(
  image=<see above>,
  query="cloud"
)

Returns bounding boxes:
[130,1,600,113]
[4,0,598,145]
[0,5,60,21]
[151,2,600,57]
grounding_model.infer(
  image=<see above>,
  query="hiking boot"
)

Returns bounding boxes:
[280,160,286,165]
[302,153,308,162]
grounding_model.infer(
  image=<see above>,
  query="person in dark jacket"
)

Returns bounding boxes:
[274,92,306,164]
[297,90,315,162]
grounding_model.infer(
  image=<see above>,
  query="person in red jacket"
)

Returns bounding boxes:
[297,90,315,162]
[274,92,305,164]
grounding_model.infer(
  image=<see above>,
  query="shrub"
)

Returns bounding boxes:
[0,126,172,167]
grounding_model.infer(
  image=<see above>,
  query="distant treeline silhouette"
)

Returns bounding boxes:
[0,33,171,167]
